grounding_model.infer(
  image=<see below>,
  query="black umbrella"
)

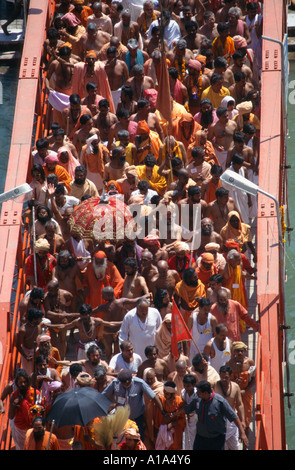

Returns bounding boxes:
[45,387,112,428]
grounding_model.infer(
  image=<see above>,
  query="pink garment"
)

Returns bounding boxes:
[236,19,244,37]
[188,59,202,71]
[44,153,59,164]
[194,109,218,129]
[128,120,138,143]
[173,79,184,105]
[61,12,81,27]
[71,62,115,113]
[155,424,174,450]
[210,299,258,341]
[144,89,158,109]
[57,146,80,179]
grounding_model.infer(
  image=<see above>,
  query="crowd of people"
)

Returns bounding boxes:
[1,0,264,452]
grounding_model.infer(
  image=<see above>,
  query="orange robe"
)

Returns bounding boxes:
[230,370,253,428]
[74,417,102,450]
[81,142,108,177]
[36,346,63,377]
[225,264,248,333]
[171,113,202,150]
[154,395,186,450]
[187,130,219,165]
[212,35,235,59]
[136,130,162,163]
[70,6,93,28]
[196,263,218,290]
[83,261,124,311]
[204,179,222,204]
[72,62,115,113]
[43,164,72,194]
[174,279,206,323]
[23,429,60,450]
[136,164,167,196]
[144,381,164,450]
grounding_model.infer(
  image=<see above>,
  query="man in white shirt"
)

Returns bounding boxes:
[147,9,181,49]
[47,183,80,215]
[119,297,162,360]
[107,340,142,375]
[129,179,158,204]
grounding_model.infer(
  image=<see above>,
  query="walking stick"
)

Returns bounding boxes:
[184,413,192,450]
[46,419,55,450]
[31,199,38,286]
[33,340,37,403]
[189,202,201,267]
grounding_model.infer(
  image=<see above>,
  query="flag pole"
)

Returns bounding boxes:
[171,297,204,360]
[158,8,174,187]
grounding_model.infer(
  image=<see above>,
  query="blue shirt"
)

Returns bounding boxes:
[102,377,156,420]
[184,392,238,438]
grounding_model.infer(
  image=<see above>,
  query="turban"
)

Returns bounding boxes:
[35,239,50,253]
[188,59,202,71]
[195,54,206,65]
[61,12,81,27]
[44,153,59,164]
[94,250,107,259]
[36,334,51,344]
[233,35,247,49]
[163,313,172,323]
[58,42,72,50]
[75,372,93,387]
[225,239,241,251]
[86,134,99,145]
[232,341,248,351]
[126,165,138,177]
[143,234,161,249]
[174,241,190,253]
[137,120,150,135]
[221,96,236,108]
[85,50,97,59]
[205,242,220,252]
[236,101,253,115]
[107,180,122,193]
[179,112,194,125]
[144,89,158,109]
[124,428,140,440]
[164,382,177,393]
[201,253,215,264]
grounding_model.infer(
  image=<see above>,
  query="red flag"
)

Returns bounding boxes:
[171,298,193,360]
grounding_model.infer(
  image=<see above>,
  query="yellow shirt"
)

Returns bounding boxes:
[115,141,134,165]
[201,85,230,109]
[136,164,167,196]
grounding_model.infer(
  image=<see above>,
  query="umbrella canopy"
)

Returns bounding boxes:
[68,194,134,241]
[45,387,112,428]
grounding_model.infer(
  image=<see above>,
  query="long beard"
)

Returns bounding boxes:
[201,228,212,236]
[187,278,199,287]
[93,260,107,279]
[38,216,50,224]
[74,178,86,185]
[201,110,213,126]
[218,302,229,314]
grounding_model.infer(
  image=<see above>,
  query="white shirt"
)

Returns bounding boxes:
[210,337,231,374]
[108,352,143,373]
[47,195,80,215]
[147,19,181,49]
[119,307,162,360]
[130,189,158,204]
